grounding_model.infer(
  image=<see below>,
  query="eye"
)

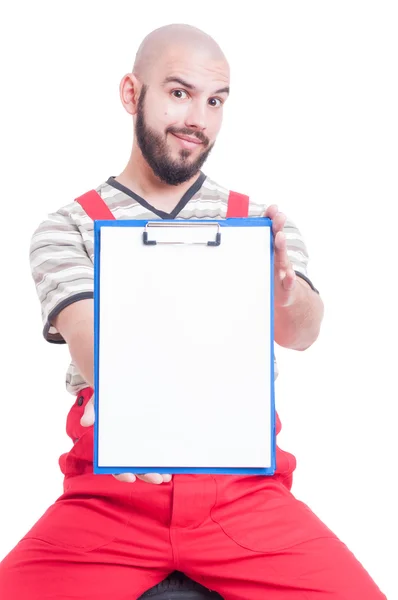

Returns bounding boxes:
[209,97,223,108]
[172,89,189,100]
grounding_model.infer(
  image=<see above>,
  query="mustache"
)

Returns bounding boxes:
[166,126,210,147]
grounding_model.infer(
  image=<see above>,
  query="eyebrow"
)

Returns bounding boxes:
[162,76,230,96]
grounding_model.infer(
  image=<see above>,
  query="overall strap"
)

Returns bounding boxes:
[76,188,249,219]
[75,190,115,220]
[226,190,249,218]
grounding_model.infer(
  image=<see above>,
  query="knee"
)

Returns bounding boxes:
[0,554,14,599]
[0,543,29,599]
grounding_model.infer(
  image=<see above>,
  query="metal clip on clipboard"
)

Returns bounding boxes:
[143,221,221,246]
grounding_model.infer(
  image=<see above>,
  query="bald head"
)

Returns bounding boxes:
[120,24,229,186]
[133,24,228,81]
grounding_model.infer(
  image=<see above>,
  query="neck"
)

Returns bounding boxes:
[114,144,202,212]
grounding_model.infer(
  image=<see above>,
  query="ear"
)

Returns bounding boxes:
[119,73,141,116]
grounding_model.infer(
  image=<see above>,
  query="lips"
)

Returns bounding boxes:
[171,133,203,145]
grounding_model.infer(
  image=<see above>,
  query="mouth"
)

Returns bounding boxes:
[171,132,203,149]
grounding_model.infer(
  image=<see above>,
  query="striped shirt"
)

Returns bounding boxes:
[30,172,318,396]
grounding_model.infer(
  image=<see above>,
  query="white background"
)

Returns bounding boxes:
[0,1,396,597]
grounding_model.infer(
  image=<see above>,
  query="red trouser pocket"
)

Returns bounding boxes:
[210,476,335,553]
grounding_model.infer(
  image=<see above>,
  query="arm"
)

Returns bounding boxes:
[52,298,95,388]
[30,212,170,484]
[52,299,171,484]
[52,299,97,429]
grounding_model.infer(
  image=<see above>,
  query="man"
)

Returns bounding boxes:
[0,23,385,600]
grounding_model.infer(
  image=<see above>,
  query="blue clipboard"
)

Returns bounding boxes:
[93,218,276,476]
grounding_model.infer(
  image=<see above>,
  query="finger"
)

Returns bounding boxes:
[113,473,172,484]
[272,211,286,236]
[274,231,290,270]
[274,230,287,251]
[137,473,172,485]
[114,473,137,483]
[282,268,296,290]
[80,397,95,427]
[137,474,163,484]
[263,204,279,220]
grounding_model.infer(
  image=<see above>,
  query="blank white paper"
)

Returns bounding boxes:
[96,221,272,470]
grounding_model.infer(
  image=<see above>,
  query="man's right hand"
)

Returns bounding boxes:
[81,396,172,485]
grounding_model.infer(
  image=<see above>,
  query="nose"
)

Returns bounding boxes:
[184,99,207,131]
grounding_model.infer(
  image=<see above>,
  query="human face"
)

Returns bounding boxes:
[135,49,230,185]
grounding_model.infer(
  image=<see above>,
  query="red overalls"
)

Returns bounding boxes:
[0,190,385,600]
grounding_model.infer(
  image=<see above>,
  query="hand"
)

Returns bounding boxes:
[264,205,297,308]
[80,395,172,484]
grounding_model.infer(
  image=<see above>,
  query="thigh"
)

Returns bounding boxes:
[184,476,387,599]
[0,473,174,600]
[189,535,387,600]
[0,537,171,600]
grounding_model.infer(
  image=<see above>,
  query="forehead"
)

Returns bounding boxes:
[150,45,230,90]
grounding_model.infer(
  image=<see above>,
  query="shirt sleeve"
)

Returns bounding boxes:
[29,210,94,343]
[283,215,319,294]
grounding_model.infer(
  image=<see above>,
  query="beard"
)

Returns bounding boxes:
[135,85,215,186]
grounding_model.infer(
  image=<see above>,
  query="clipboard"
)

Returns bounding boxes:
[93,218,276,476]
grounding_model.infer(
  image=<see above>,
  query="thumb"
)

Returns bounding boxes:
[282,268,296,291]
[80,396,95,427]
